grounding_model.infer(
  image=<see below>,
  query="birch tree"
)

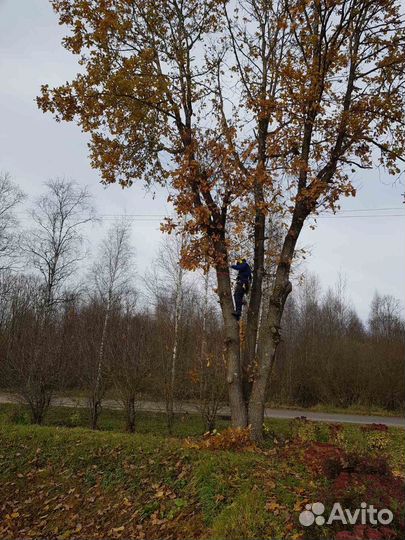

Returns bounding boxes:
[146,236,186,433]
[89,220,135,429]
[25,178,95,310]
[168,256,183,433]
[0,172,25,270]
[12,178,94,422]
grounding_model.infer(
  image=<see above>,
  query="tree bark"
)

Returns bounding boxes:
[248,206,308,440]
[215,265,247,427]
[89,397,101,430]
[245,183,266,403]
[125,396,136,433]
[94,297,110,394]
[91,294,111,429]
[248,283,291,441]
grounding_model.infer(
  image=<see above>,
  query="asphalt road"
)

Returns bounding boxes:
[0,393,404,428]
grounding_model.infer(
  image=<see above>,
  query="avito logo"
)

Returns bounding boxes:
[299,502,393,527]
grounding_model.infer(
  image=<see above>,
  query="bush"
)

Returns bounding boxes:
[324,453,392,479]
[321,453,405,539]
[302,439,405,539]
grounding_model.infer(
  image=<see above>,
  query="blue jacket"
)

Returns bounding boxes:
[231,262,252,284]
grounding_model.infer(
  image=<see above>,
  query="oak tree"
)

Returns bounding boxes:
[38,0,405,439]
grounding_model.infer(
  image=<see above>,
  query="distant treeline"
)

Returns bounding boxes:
[273,277,405,411]
[0,269,403,433]
[0,175,403,432]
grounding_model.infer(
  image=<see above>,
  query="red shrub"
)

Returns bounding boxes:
[304,441,345,474]
[361,424,389,432]
[336,532,357,540]
[336,524,397,539]
[301,441,404,539]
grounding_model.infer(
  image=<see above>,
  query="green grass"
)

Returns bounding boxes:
[0,422,316,540]
[0,402,230,438]
[0,404,404,539]
[211,490,268,540]
[1,402,404,468]
[193,451,266,526]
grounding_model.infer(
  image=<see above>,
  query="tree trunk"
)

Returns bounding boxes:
[245,141,267,403]
[248,207,307,440]
[215,266,247,427]
[91,293,111,430]
[248,295,289,441]
[125,396,136,433]
[28,384,51,425]
[244,208,265,403]
[94,297,110,395]
[89,395,102,430]
[167,261,183,434]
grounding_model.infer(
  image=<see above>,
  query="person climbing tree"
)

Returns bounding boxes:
[231,258,252,321]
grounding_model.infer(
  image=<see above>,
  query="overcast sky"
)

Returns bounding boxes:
[1,0,404,321]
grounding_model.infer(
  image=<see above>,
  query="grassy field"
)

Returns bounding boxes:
[0,404,404,540]
[0,403,229,438]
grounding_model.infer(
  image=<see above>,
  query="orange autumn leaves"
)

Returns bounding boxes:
[37,0,405,272]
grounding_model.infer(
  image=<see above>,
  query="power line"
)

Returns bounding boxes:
[16,206,404,216]
[316,214,405,219]
[97,213,404,220]
[333,207,403,213]
[15,207,405,221]
[96,207,405,218]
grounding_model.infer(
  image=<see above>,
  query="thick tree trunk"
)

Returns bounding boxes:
[216,267,247,427]
[248,206,307,441]
[245,121,267,403]
[244,202,265,403]
[248,291,290,441]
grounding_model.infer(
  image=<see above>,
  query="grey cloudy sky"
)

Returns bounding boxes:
[1,0,404,321]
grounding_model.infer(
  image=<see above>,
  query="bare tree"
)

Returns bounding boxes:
[88,220,135,429]
[146,236,187,433]
[0,172,25,270]
[108,308,150,433]
[369,293,404,341]
[1,274,61,424]
[12,178,95,422]
[24,178,95,310]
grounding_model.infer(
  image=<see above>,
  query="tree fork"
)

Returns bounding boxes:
[244,118,269,405]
